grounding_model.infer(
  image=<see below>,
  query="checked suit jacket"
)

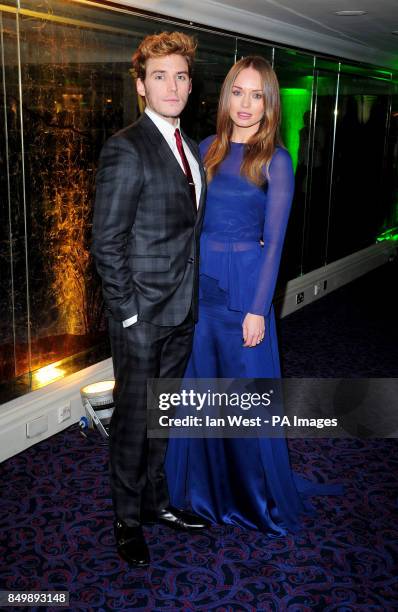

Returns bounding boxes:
[92,112,207,327]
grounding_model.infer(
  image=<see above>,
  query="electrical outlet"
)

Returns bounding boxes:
[26,415,48,439]
[58,403,71,423]
[314,282,321,296]
[296,291,304,305]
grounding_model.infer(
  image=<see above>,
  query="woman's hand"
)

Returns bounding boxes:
[242,313,265,347]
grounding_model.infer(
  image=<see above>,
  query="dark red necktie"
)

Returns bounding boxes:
[174,128,197,207]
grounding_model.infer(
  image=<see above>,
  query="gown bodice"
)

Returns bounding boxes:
[199,135,295,317]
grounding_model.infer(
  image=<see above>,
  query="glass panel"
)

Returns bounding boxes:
[0,9,31,390]
[182,30,236,142]
[302,64,340,273]
[327,70,391,263]
[0,10,16,387]
[16,1,170,386]
[236,38,273,63]
[12,1,235,392]
[376,77,398,245]
[273,48,315,280]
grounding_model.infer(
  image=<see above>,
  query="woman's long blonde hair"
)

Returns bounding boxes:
[204,56,282,186]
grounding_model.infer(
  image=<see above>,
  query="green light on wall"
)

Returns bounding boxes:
[280,87,311,172]
[376,226,398,242]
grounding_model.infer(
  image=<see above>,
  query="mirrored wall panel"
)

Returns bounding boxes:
[381,78,398,240]
[179,29,236,141]
[0,9,30,394]
[302,60,340,274]
[327,68,392,263]
[274,48,316,280]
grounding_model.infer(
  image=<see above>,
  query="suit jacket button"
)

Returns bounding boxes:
[188,257,194,264]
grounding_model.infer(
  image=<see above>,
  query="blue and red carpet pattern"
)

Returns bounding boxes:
[1,428,397,611]
[1,262,397,610]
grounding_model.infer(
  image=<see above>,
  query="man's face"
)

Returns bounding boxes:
[136,54,191,124]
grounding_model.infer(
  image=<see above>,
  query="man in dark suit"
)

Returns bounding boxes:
[92,31,208,567]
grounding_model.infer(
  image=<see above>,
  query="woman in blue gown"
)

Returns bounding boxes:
[166,56,342,535]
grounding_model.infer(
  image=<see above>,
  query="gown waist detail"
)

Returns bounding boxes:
[199,233,263,315]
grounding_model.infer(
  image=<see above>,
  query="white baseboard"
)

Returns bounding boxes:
[0,358,114,462]
[275,242,396,317]
[0,241,396,462]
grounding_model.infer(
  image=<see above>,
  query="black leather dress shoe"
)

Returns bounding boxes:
[144,506,210,531]
[114,520,150,567]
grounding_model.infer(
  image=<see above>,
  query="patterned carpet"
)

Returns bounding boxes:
[1,261,397,611]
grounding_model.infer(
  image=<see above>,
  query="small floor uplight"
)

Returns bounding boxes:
[80,380,115,439]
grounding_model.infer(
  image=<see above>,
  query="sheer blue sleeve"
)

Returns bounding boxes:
[248,147,295,316]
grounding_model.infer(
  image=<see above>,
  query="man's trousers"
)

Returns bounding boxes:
[107,312,194,526]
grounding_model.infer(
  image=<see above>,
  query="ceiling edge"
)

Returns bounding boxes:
[106,0,396,71]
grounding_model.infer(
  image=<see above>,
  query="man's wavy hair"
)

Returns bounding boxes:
[132,31,197,80]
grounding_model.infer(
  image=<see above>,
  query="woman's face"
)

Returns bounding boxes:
[229,67,264,132]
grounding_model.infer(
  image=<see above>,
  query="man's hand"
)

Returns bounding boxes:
[242,313,265,347]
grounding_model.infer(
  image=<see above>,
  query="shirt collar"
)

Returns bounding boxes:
[145,107,180,142]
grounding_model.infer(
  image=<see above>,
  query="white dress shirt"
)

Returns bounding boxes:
[123,108,202,328]
[144,107,202,208]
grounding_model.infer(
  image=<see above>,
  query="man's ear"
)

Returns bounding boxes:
[188,79,192,95]
[136,78,146,97]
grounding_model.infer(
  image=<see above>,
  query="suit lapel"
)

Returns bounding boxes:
[139,113,205,220]
[138,113,188,181]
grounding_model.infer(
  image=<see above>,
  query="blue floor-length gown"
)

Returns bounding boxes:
[165,136,342,535]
